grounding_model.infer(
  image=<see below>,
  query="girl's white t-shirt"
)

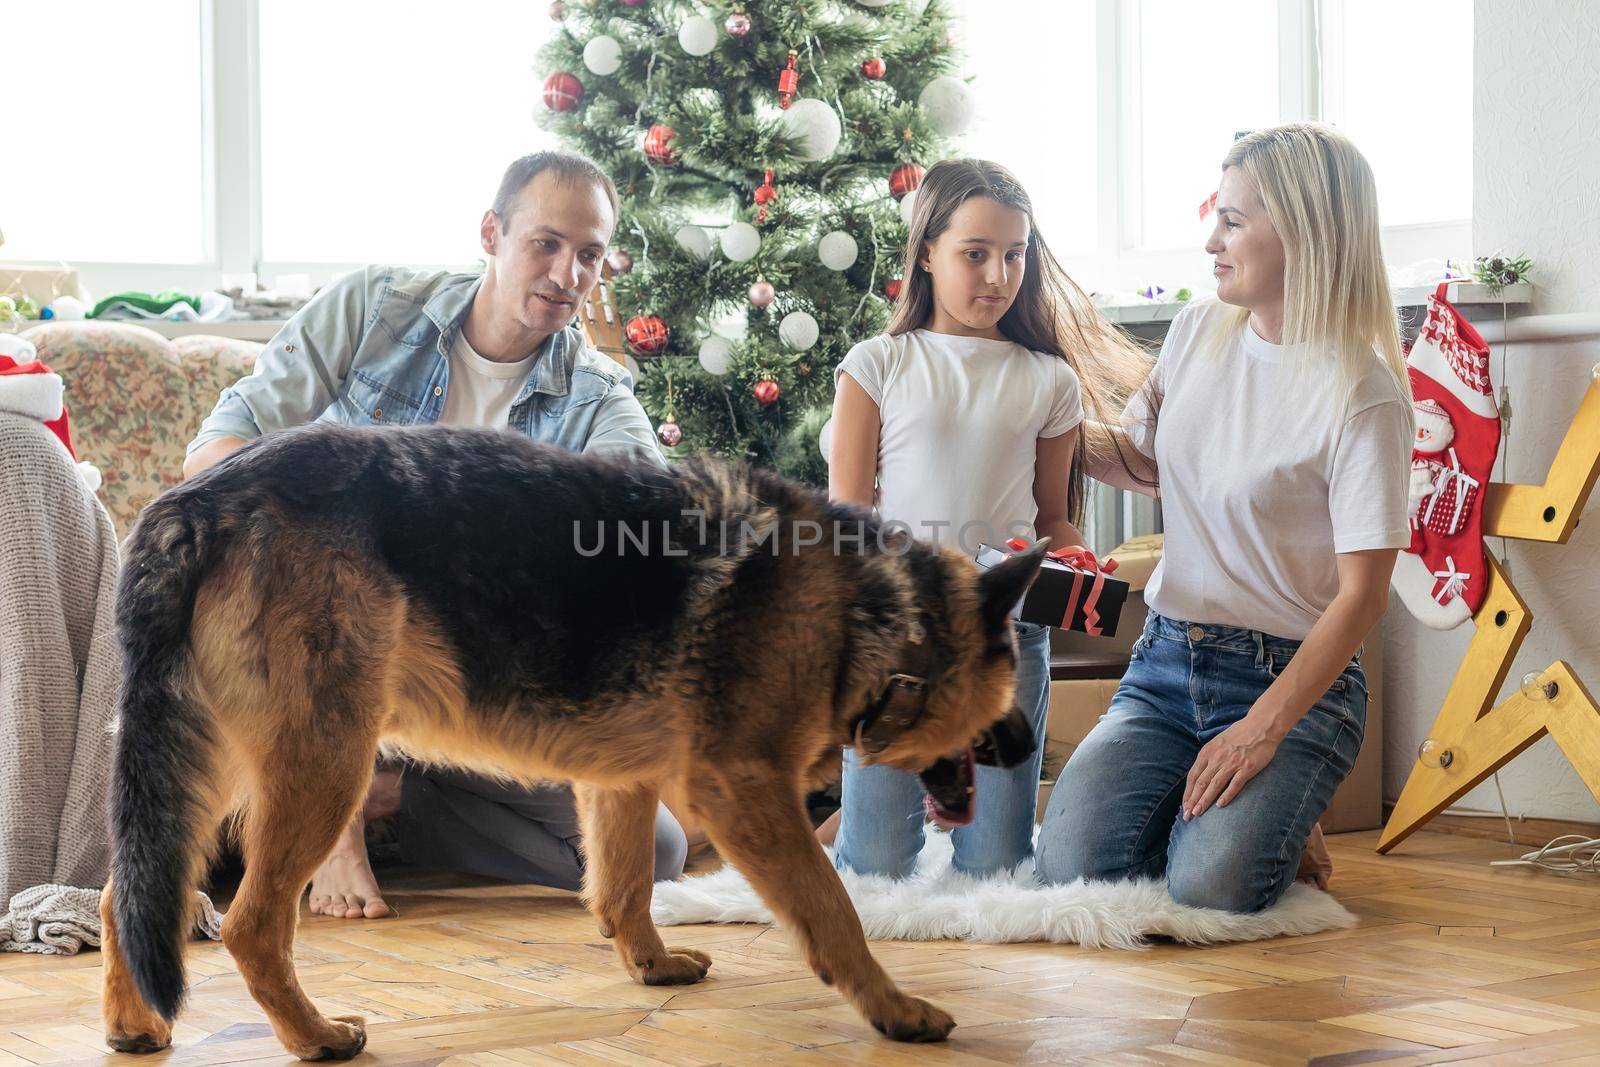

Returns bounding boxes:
[835,329,1084,556]
[439,331,538,427]
[1122,300,1413,641]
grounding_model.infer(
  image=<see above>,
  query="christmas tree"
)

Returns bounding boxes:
[538,0,971,485]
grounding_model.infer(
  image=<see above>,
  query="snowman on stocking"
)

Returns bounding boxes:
[1390,283,1500,629]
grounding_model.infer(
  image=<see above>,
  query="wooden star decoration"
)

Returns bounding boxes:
[1379,376,1600,852]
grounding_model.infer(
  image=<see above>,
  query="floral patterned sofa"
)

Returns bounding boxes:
[22,323,261,536]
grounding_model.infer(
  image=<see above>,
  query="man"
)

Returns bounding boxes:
[185,151,687,919]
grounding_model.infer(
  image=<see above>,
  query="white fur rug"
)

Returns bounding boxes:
[651,830,1354,949]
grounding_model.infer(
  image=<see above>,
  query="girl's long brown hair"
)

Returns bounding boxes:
[887,158,1154,523]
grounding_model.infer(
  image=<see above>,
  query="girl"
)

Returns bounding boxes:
[825,158,1150,878]
[1036,124,1413,911]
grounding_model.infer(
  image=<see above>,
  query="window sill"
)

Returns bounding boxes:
[14,318,286,342]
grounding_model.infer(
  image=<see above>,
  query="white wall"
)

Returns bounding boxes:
[1381,0,1600,821]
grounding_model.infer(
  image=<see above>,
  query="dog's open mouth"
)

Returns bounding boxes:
[917,747,976,826]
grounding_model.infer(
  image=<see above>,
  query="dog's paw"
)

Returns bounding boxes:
[870,994,955,1043]
[105,996,173,1053]
[295,1015,367,1061]
[635,947,712,986]
[105,1028,172,1055]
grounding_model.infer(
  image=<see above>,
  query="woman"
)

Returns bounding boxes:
[1035,124,1413,912]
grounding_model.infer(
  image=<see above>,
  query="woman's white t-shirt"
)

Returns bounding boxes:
[835,329,1084,557]
[1122,300,1413,641]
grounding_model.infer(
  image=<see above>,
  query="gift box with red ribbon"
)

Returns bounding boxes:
[974,538,1129,637]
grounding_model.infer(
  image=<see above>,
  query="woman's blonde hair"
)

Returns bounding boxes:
[1206,123,1409,405]
[888,158,1154,521]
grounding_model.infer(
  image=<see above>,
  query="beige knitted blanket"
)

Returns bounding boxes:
[0,410,225,955]
[0,412,121,911]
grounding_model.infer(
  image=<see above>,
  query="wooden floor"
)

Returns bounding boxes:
[5,828,1600,1066]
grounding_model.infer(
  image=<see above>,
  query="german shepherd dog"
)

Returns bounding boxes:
[102,423,1046,1059]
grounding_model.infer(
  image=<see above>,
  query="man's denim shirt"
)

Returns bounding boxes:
[189,265,664,465]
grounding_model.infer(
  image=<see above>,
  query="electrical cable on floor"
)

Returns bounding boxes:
[1489,835,1600,875]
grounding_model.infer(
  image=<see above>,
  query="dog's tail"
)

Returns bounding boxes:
[109,491,228,1022]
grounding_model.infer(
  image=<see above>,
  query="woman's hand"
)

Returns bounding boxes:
[1182,712,1284,820]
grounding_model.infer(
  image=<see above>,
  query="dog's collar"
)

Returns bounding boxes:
[850,620,935,756]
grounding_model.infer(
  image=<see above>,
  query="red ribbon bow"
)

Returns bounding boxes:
[1005,538,1119,635]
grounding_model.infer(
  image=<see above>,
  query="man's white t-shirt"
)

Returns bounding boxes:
[1123,300,1413,641]
[835,329,1084,556]
[439,331,538,427]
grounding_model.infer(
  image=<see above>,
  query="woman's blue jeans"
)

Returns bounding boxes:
[1035,612,1365,913]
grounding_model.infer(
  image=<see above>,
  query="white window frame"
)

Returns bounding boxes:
[31,0,1468,302]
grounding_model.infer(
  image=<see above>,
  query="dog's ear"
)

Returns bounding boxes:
[978,538,1048,633]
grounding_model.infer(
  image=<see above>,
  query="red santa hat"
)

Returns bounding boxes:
[0,339,102,491]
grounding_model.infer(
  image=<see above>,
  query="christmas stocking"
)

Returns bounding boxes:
[1390,283,1500,629]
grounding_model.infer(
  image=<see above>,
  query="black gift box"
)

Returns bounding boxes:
[974,543,1130,637]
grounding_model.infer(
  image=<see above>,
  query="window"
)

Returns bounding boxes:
[257,0,558,266]
[1322,0,1473,227]
[0,0,206,264]
[1134,0,1280,251]
[957,0,1099,256]
[0,1,1474,297]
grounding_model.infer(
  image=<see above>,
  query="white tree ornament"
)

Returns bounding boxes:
[781,98,842,162]
[582,35,622,76]
[674,224,713,260]
[818,230,859,271]
[698,336,733,376]
[918,75,975,136]
[678,15,718,57]
[779,310,820,351]
[720,221,761,262]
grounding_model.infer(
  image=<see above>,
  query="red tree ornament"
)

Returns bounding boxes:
[625,314,670,356]
[777,50,799,109]
[753,169,778,207]
[643,124,681,166]
[753,168,778,222]
[861,57,886,80]
[725,9,751,36]
[657,420,683,447]
[889,163,924,201]
[542,72,584,111]
[884,278,903,301]
[754,379,781,405]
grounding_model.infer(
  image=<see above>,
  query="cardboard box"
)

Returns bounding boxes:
[0,263,83,309]
[1107,534,1163,593]
[1045,678,1119,763]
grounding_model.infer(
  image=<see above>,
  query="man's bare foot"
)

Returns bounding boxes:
[308,768,403,919]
